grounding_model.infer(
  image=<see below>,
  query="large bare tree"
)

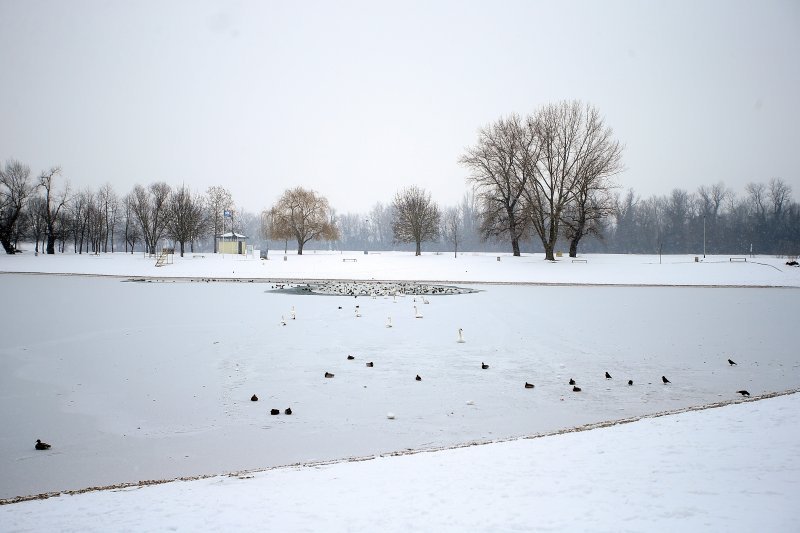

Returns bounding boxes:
[0,159,35,254]
[268,187,339,254]
[522,101,622,260]
[460,114,531,256]
[391,185,440,256]
[166,185,207,256]
[560,105,623,256]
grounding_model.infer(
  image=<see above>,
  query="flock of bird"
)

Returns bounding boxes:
[297,281,472,297]
[249,394,293,416]
[30,299,754,451]
[267,297,757,426]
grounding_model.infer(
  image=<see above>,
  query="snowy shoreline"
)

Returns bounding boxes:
[2,251,799,287]
[3,271,799,290]
[2,388,796,506]
[3,393,799,532]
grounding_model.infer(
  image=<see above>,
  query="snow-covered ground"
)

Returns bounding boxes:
[2,393,798,532]
[1,249,799,287]
[1,251,798,530]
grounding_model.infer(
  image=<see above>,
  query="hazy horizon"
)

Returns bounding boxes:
[1,0,798,214]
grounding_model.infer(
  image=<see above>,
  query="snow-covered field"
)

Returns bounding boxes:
[1,251,798,530]
[2,249,799,287]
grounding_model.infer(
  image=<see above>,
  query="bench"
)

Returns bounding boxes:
[343,258,357,263]
[729,257,747,262]
[193,255,206,259]
[571,259,587,263]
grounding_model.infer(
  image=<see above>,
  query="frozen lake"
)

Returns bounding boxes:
[1,273,799,499]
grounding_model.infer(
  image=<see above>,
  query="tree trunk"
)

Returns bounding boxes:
[415,240,421,256]
[544,244,555,261]
[179,241,185,257]
[568,239,579,258]
[569,212,587,258]
[297,241,304,255]
[0,235,14,254]
[507,209,521,257]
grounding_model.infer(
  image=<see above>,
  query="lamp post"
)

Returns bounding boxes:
[703,215,706,259]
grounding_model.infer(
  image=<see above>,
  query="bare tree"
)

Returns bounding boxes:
[520,101,621,260]
[24,195,48,253]
[38,167,69,254]
[562,188,616,257]
[611,189,638,253]
[441,205,463,258]
[745,182,768,222]
[768,178,792,220]
[87,190,106,254]
[206,186,234,253]
[129,182,172,255]
[560,105,623,257]
[122,193,141,253]
[268,187,339,254]
[391,185,440,256]
[698,182,730,218]
[96,183,119,252]
[460,114,531,256]
[107,188,121,252]
[368,202,394,249]
[166,185,207,256]
[0,159,34,254]
[67,188,88,253]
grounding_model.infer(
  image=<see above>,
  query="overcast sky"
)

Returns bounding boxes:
[1,0,798,214]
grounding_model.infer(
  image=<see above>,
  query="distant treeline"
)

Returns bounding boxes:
[331,179,799,256]
[1,158,797,257]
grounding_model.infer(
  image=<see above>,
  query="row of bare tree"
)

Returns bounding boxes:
[0,162,240,257]
[3,98,797,257]
[608,178,797,255]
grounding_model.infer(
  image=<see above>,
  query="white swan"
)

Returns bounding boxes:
[290,306,296,320]
[386,316,393,328]
[414,306,423,319]
[422,296,430,305]
[457,328,465,343]
[280,316,287,326]
[355,308,361,318]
